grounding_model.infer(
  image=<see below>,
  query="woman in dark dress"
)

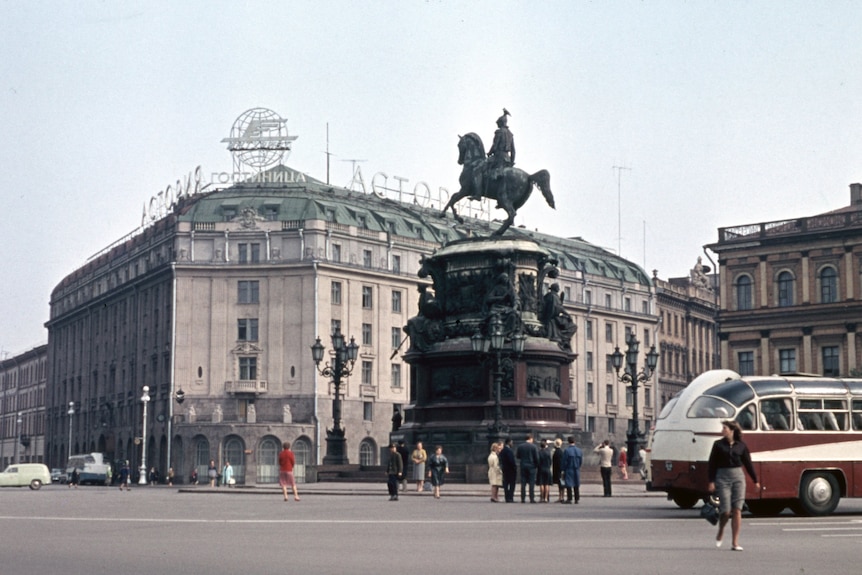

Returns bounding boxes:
[551,438,564,503]
[537,440,553,503]
[426,445,449,499]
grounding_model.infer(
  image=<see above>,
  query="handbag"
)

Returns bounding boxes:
[700,495,720,525]
[228,477,236,486]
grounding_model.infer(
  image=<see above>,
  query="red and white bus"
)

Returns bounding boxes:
[647,369,862,516]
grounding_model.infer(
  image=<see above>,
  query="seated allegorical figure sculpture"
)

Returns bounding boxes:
[541,283,576,351]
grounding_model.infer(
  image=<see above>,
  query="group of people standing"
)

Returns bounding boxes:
[488,435,584,504]
[387,441,449,500]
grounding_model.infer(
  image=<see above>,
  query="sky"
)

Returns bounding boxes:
[2,0,861,355]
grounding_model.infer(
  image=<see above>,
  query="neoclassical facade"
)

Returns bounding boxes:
[44,165,657,483]
[0,344,47,468]
[708,183,862,377]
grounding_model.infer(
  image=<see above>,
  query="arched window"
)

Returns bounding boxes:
[193,436,210,482]
[777,271,794,307]
[224,436,245,484]
[292,437,311,484]
[359,438,377,466]
[256,437,280,484]
[735,275,753,310]
[820,267,837,303]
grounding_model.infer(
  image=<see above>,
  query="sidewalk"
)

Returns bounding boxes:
[179,478,663,498]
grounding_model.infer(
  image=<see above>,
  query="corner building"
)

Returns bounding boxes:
[45,165,656,483]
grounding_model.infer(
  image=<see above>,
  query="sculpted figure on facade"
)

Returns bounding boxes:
[541,283,577,351]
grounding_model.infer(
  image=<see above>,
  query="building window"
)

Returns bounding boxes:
[238,281,259,304]
[359,439,376,465]
[608,418,616,434]
[588,416,596,433]
[822,346,840,376]
[738,351,754,376]
[625,386,633,406]
[237,318,259,341]
[624,297,631,312]
[564,286,572,301]
[735,275,753,311]
[584,290,592,306]
[606,384,614,404]
[777,271,795,307]
[585,320,593,340]
[391,364,402,388]
[391,290,402,313]
[357,215,367,229]
[605,294,612,309]
[331,281,342,305]
[391,327,402,349]
[362,286,373,309]
[605,322,614,343]
[325,208,336,222]
[642,301,649,315]
[587,382,594,403]
[779,349,796,374]
[362,323,372,346]
[223,208,236,221]
[363,249,372,269]
[332,244,341,263]
[239,357,257,380]
[331,319,341,335]
[820,267,838,304]
[362,360,373,386]
[392,254,401,274]
[264,207,278,221]
[606,354,615,373]
[238,243,260,264]
[363,401,373,421]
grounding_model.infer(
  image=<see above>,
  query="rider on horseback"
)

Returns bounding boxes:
[471,108,515,201]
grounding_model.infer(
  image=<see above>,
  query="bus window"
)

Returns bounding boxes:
[760,398,793,430]
[735,404,756,430]
[686,396,735,419]
[657,396,680,420]
[798,398,848,431]
[853,400,862,430]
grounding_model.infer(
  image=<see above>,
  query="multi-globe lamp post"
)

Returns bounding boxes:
[311,328,359,465]
[67,401,75,461]
[138,385,150,485]
[611,332,659,467]
[471,313,526,442]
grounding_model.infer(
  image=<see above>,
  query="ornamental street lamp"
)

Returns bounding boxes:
[67,402,75,461]
[611,332,659,467]
[311,328,359,464]
[472,313,526,442]
[138,386,151,485]
[14,413,21,464]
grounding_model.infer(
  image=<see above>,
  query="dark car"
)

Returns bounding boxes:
[51,468,67,483]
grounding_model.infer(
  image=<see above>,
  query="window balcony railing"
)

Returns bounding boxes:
[224,380,268,394]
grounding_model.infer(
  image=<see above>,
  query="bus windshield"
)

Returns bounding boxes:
[686,396,736,419]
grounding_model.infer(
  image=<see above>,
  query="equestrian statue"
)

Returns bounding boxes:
[441,109,555,236]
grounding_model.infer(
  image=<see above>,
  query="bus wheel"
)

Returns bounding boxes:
[671,492,699,509]
[746,500,786,516]
[795,472,840,516]
[29,479,43,490]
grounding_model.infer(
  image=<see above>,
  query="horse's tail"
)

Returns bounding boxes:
[530,169,555,209]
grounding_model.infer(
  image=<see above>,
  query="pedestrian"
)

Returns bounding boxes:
[278,441,300,502]
[411,442,427,493]
[708,420,760,551]
[118,461,131,491]
[396,441,409,492]
[487,442,502,502]
[386,443,403,501]
[516,434,540,503]
[552,438,564,502]
[167,467,175,486]
[221,461,234,487]
[537,440,552,502]
[426,445,449,499]
[638,447,648,480]
[618,446,629,480]
[207,459,218,487]
[499,438,517,503]
[594,440,614,496]
[190,467,198,485]
[68,467,79,489]
[148,467,158,485]
[561,436,583,504]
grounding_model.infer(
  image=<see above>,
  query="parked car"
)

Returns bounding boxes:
[51,468,67,483]
[0,463,52,490]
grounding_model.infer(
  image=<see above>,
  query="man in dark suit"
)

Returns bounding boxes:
[499,438,517,503]
[386,443,403,501]
[516,434,541,503]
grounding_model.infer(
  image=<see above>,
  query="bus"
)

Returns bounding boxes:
[647,369,862,516]
[66,453,111,486]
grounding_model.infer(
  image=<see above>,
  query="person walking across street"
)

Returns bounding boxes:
[499,438,517,503]
[118,461,131,491]
[278,441,300,502]
[561,436,583,504]
[411,442,427,493]
[594,440,614,497]
[386,443,404,501]
[516,434,540,503]
[709,420,760,551]
[426,445,449,499]
[618,446,629,480]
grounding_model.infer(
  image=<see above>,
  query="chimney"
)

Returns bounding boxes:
[851,183,862,206]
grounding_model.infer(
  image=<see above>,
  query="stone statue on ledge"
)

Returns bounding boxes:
[541,283,577,351]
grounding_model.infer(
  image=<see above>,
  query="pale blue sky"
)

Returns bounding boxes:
[2,0,861,354]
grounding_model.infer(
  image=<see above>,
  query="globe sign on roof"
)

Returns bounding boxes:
[221,108,298,171]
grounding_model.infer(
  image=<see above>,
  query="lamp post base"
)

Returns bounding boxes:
[323,429,349,465]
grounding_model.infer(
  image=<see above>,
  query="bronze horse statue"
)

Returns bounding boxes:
[441,132,555,236]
